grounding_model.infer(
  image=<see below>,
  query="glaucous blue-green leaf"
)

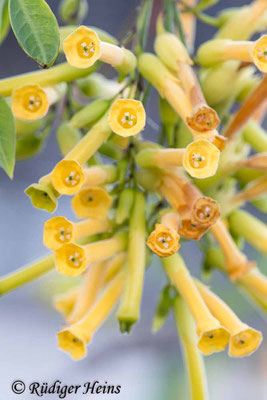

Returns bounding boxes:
[9,0,60,67]
[0,95,16,178]
[0,0,10,44]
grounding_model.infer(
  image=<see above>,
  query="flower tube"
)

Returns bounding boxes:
[195,280,262,357]
[136,148,185,169]
[117,191,146,332]
[198,36,267,73]
[71,186,112,219]
[155,33,220,135]
[108,99,146,137]
[43,216,112,251]
[147,211,180,257]
[54,231,127,277]
[63,26,136,74]
[53,288,79,320]
[239,269,267,300]
[232,175,267,205]
[67,260,107,324]
[211,220,255,281]
[229,210,267,255]
[11,85,50,121]
[162,254,230,355]
[58,270,125,360]
[174,296,209,400]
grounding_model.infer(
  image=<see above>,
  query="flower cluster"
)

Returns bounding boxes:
[0,1,266,398]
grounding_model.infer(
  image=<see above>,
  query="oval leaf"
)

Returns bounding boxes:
[0,0,10,45]
[0,95,16,178]
[9,0,60,67]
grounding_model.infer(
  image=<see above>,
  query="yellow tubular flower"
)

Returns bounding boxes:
[63,26,101,68]
[179,219,209,241]
[68,260,107,324]
[195,280,262,358]
[147,223,180,257]
[108,99,146,137]
[63,26,136,73]
[211,220,255,281]
[162,254,230,355]
[11,85,49,121]
[51,160,84,195]
[53,288,78,319]
[71,186,112,219]
[183,139,220,179]
[197,36,267,73]
[43,216,112,251]
[191,197,221,228]
[58,271,125,360]
[55,232,127,277]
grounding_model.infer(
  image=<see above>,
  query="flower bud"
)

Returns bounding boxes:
[108,99,146,137]
[12,85,49,121]
[154,32,192,73]
[183,139,220,179]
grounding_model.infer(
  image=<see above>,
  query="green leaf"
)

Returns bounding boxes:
[8,0,60,67]
[0,0,10,44]
[0,94,16,178]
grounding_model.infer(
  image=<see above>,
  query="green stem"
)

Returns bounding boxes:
[0,255,54,296]
[174,296,209,400]
[0,62,98,97]
[69,99,110,129]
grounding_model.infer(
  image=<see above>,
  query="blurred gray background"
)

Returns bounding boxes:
[0,1,266,399]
